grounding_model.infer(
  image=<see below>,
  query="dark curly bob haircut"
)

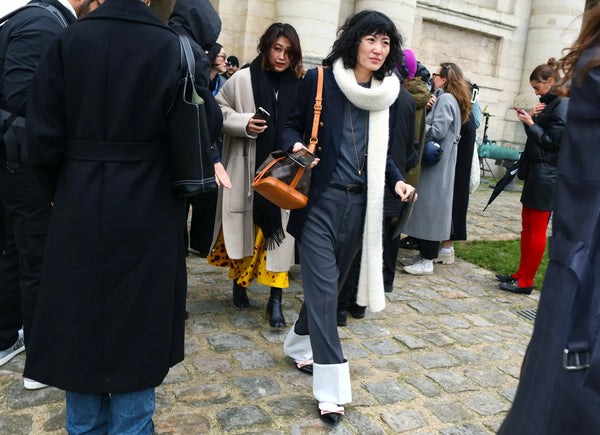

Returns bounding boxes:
[257,23,304,79]
[324,10,402,81]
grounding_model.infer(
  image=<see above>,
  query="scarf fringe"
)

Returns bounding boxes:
[265,228,286,251]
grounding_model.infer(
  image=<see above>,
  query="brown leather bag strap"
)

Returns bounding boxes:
[253,155,287,183]
[307,66,324,153]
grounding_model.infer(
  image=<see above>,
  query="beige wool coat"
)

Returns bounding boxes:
[211,67,295,272]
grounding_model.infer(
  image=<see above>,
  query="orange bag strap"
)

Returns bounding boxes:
[289,67,324,187]
[253,155,287,183]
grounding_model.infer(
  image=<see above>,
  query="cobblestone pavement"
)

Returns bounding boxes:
[0,184,544,434]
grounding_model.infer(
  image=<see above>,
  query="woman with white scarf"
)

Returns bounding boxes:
[280,10,415,425]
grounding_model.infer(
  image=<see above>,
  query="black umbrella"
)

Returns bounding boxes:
[482,159,520,211]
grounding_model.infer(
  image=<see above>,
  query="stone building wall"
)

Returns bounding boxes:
[210,0,585,151]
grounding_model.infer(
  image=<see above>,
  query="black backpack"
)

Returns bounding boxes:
[0,2,68,173]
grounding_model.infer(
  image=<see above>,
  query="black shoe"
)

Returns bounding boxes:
[337,310,347,327]
[384,284,393,293]
[495,273,516,282]
[232,281,250,308]
[266,287,286,328]
[295,361,313,375]
[350,304,366,319]
[318,406,343,425]
[499,280,533,295]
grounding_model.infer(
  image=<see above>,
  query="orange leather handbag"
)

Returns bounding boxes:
[251,67,323,210]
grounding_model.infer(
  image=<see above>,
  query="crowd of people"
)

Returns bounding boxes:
[0,0,597,431]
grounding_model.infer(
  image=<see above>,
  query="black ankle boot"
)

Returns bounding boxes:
[266,287,286,327]
[232,281,250,308]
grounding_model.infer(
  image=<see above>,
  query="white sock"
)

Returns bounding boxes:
[440,247,453,253]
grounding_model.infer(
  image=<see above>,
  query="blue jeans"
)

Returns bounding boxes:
[66,388,155,435]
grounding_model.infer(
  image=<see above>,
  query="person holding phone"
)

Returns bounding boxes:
[280,10,415,425]
[208,23,304,328]
[496,58,568,294]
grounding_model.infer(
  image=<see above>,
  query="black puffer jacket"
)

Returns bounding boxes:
[520,92,568,211]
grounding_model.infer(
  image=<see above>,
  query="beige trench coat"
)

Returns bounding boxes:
[211,68,295,272]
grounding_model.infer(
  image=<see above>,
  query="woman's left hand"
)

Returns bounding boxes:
[395,180,417,202]
[214,162,231,189]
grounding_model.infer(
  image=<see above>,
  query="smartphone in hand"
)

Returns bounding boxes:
[253,107,270,121]
[288,148,317,167]
[513,106,526,115]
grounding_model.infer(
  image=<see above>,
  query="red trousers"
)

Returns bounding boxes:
[513,205,550,288]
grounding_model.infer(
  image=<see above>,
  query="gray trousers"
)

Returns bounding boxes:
[294,185,366,364]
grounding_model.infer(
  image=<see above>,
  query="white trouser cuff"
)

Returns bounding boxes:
[283,325,313,361]
[313,362,352,405]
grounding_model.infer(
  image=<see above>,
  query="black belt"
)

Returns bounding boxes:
[329,182,365,194]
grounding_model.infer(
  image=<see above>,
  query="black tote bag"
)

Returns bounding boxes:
[166,35,216,196]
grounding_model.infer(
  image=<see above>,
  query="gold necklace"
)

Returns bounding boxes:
[348,103,368,176]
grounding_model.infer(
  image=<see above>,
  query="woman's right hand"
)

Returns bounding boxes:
[426,94,437,110]
[529,103,546,117]
[246,117,268,135]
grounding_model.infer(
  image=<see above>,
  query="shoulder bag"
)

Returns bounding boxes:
[251,66,324,210]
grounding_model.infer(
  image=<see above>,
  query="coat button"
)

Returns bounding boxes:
[317,147,322,152]
[319,122,324,127]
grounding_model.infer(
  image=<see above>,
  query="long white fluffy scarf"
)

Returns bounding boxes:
[332,58,400,313]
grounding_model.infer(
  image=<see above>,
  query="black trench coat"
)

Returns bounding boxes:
[23,0,186,394]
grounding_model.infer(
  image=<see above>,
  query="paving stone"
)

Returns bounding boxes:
[43,405,66,432]
[345,410,385,435]
[445,330,482,346]
[437,289,470,299]
[465,393,510,415]
[386,290,418,301]
[6,382,64,410]
[464,314,494,327]
[261,328,288,344]
[427,371,478,393]
[266,394,314,418]
[216,405,272,431]
[481,345,513,361]
[341,342,369,359]
[438,316,471,329]
[414,318,441,330]
[163,362,191,384]
[499,388,517,402]
[184,337,201,355]
[155,388,172,411]
[476,329,504,342]
[154,411,211,434]
[275,369,312,389]
[363,379,416,404]
[370,357,420,374]
[186,299,223,315]
[408,301,450,315]
[361,339,403,355]
[173,384,229,406]
[187,316,220,334]
[439,423,489,435]
[290,419,353,434]
[0,414,33,435]
[485,418,506,433]
[464,368,507,388]
[409,287,439,299]
[192,356,232,374]
[424,400,471,423]
[405,377,441,397]
[394,321,425,333]
[346,321,390,338]
[232,375,280,400]
[381,410,427,432]
[482,311,520,326]
[447,349,482,365]
[468,299,502,312]
[438,299,473,314]
[418,332,454,347]
[229,312,262,329]
[233,350,276,369]
[207,333,255,352]
[412,353,458,369]
[498,364,522,378]
[505,342,527,357]
[350,386,379,406]
[395,334,427,349]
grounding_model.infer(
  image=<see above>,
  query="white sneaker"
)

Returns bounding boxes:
[433,249,454,264]
[399,255,420,266]
[0,335,25,367]
[404,259,434,275]
[24,378,48,390]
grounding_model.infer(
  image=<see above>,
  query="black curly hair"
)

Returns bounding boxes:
[323,10,402,81]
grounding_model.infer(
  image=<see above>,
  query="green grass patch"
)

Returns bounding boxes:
[454,239,549,290]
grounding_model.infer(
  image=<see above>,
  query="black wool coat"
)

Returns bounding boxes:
[520,92,568,211]
[23,0,187,394]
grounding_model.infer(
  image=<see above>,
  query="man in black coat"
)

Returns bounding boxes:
[0,0,94,389]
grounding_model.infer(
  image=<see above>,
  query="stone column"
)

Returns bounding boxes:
[516,0,585,107]
[275,0,342,67]
[354,0,417,47]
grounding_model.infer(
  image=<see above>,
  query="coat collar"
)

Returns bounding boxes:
[80,0,171,31]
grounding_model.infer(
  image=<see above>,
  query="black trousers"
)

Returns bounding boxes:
[183,190,217,256]
[294,186,365,364]
[0,163,51,348]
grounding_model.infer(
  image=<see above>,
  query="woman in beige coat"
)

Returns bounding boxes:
[208,23,303,327]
